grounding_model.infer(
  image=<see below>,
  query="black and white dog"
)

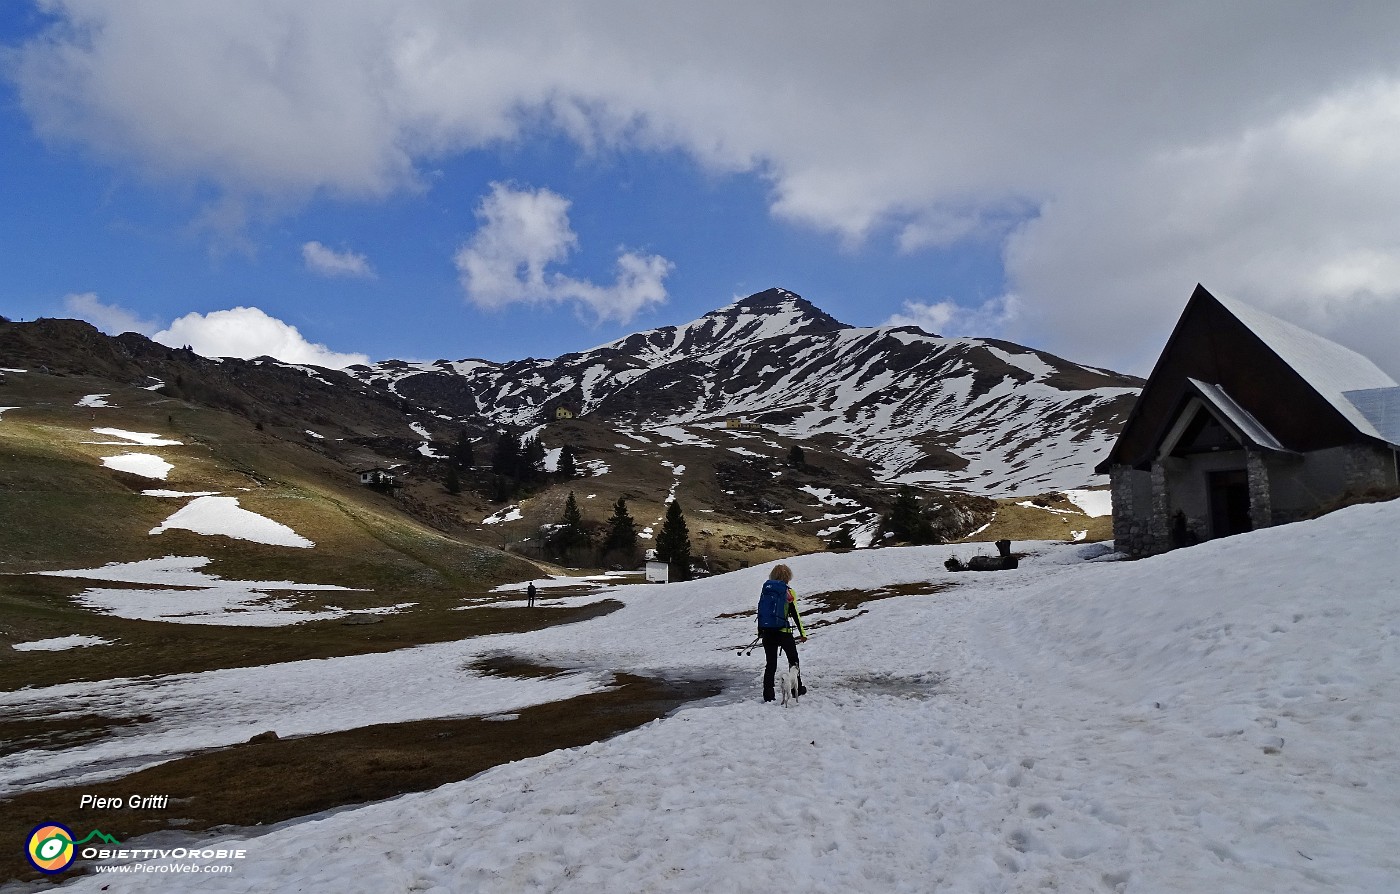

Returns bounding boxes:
[780,665,801,706]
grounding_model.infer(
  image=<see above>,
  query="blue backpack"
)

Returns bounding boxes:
[757,579,788,629]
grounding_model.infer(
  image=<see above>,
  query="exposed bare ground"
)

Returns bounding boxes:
[0,661,720,886]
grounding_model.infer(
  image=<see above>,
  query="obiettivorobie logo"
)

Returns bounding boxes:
[24,822,248,876]
[25,824,120,874]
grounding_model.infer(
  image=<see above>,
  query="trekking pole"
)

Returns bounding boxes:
[737,636,761,656]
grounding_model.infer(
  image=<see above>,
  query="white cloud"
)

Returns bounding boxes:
[455,183,672,323]
[996,79,1400,375]
[13,5,1400,374]
[153,307,368,369]
[302,241,375,278]
[885,296,1020,340]
[63,292,160,336]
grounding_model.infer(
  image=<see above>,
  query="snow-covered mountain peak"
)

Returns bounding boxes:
[714,287,845,329]
[591,287,844,365]
[348,288,1143,494]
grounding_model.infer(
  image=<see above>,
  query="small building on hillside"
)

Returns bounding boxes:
[1096,285,1400,557]
[357,467,396,487]
[554,405,576,420]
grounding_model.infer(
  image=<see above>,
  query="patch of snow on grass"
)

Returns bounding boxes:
[799,485,861,507]
[91,427,183,446]
[305,430,325,439]
[651,425,711,447]
[101,453,172,480]
[76,393,112,407]
[961,517,995,540]
[1016,500,1079,515]
[1065,488,1113,517]
[0,407,17,419]
[31,556,365,628]
[483,506,522,525]
[13,635,113,652]
[149,496,314,547]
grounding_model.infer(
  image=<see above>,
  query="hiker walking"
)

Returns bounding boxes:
[757,564,807,702]
[527,581,537,608]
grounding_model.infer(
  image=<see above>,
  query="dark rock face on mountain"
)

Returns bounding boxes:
[350,288,1141,495]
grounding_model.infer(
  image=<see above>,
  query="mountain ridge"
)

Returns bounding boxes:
[354,288,1141,496]
[0,288,1133,577]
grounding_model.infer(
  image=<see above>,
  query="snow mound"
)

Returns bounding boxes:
[149,496,314,547]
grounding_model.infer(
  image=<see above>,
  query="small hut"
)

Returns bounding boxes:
[1097,285,1400,556]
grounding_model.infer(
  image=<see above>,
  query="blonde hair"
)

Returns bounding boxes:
[769,564,793,583]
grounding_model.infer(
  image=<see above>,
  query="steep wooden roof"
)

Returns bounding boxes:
[1097,285,1399,472]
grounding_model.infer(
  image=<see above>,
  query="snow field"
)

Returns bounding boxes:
[0,637,610,796]
[17,500,1400,891]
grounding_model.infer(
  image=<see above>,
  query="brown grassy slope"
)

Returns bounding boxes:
[958,492,1113,546]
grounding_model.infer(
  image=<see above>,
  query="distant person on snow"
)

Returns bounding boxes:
[527,582,537,608]
[757,564,807,702]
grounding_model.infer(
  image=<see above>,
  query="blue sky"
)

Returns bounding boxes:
[4,3,1400,377]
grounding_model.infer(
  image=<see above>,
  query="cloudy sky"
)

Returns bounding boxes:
[3,2,1400,376]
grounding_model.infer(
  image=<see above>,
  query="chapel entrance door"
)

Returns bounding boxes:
[1208,469,1252,539]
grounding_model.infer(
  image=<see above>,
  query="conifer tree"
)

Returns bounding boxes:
[600,496,638,563]
[445,465,461,495]
[552,490,587,557]
[491,431,520,478]
[886,485,937,545]
[787,445,806,467]
[826,526,856,550]
[558,443,577,479]
[655,499,693,581]
[522,436,546,482]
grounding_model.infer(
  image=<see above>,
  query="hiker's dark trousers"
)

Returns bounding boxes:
[760,628,799,701]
